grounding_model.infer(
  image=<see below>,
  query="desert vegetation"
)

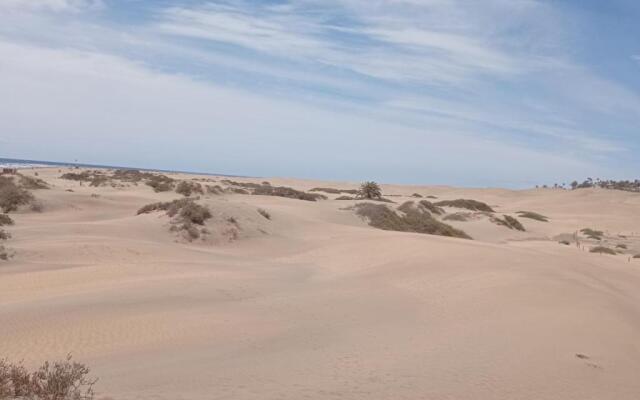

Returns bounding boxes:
[0,229,10,241]
[590,246,617,255]
[492,215,525,231]
[418,200,444,215]
[0,355,97,400]
[581,228,604,240]
[0,214,13,226]
[175,181,204,197]
[309,187,358,195]
[0,176,35,213]
[411,193,423,198]
[253,185,327,201]
[354,202,471,239]
[257,208,271,220]
[358,181,382,200]
[433,199,494,213]
[335,196,355,200]
[443,212,470,222]
[138,198,212,241]
[18,174,49,190]
[516,211,549,222]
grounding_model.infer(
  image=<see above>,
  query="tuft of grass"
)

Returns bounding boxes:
[443,212,470,222]
[0,214,13,226]
[0,355,97,400]
[335,195,355,200]
[138,198,212,241]
[0,245,10,260]
[590,246,617,255]
[616,244,628,249]
[18,174,49,190]
[257,208,271,220]
[581,228,604,240]
[253,185,327,201]
[559,240,571,245]
[0,177,35,213]
[418,200,444,215]
[411,193,423,198]
[492,215,525,231]
[175,181,204,197]
[434,199,494,212]
[310,187,358,195]
[0,229,11,240]
[354,202,471,239]
[516,211,549,222]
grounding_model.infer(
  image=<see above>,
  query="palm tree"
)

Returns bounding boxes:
[358,181,382,199]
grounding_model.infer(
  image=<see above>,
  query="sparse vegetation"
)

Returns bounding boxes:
[443,212,470,222]
[253,185,327,201]
[434,199,494,213]
[0,214,13,226]
[492,215,525,231]
[590,246,617,255]
[310,187,358,195]
[411,193,423,198]
[257,209,271,220]
[145,174,175,192]
[559,240,571,245]
[335,196,355,200]
[354,203,471,239]
[60,170,108,187]
[18,174,49,190]
[175,181,204,197]
[634,254,640,259]
[0,245,9,260]
[138,198,212,241]
[616,244,628,249]
[418,200,444,215]
[358,181,382,200]
[581,228,604,240]
[0,229,11,240]
[516,211,549,222]
[0,176,35,213]
[0,355,97,400]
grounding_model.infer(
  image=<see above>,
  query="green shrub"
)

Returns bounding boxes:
[434,199,494,212]
[0,177,35,213]
[335,196,355,200]
[516,211,548,222]
[145,174,175,192]
[590,246,616,255]
[310,187,358,195]
[492,215,525,231]
[581,228,603,240]
[253,185,327,201]
[354,203,471,239]
[418,200,444,215]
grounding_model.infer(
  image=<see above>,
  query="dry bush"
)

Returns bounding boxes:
[18,174,49,190]
[206,185,225,195]
[0,229,11,240]
[354,203,471,239]
[559,240,571,245]
[616,244,628,249]
[418,200,444,215]
[492,215,525,231]
[0,177,35,213]
[634,254,640,259]
[221,180,265,190]
[581,228,603,240]
[253,185,327,201]
[590,246,617,255]
[0,214,13,226]
[310,187,358,195]
[178,201,212,225]
[411,193,423,198]
[145,175,175,192]
[426,195,437,199]
[0,245,10,261]
[358,181,382,199]
[335,196,355,200]
[257,208,271,220]
[60,171,107,187]
[434,199,494,212]
[0,355,97,400]
[137,198,211,241]
[516,211,549,222]
[443,212,470,222]
[175,181,204,197]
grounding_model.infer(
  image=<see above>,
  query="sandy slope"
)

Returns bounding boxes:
[2,168,640,399]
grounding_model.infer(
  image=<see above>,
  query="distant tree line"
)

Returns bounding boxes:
[535,178,640,192]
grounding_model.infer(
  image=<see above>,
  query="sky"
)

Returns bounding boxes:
[1,0,639,187]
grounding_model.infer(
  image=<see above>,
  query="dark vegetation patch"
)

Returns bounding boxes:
[138,198,212,241]
[18,174,49,190]
[310,187,358,195]
[0,355,97,400]
[0,176,35,213]
[559,240,571,245]
[146,175,175,192]
[434,199,494,212]
[590,246,617,255]
[411,193,423,198]
[581,228,604,240]
[206,185,225,195]
[0,245,10,260]
[221,180,265,190]
[253,185,327,201]
[60,170,108,187]
[569,178,640,192]
[616,244,628,249]
[634,254,640,259]
[335,196,355,200]
[0,214,13,226]
[0,229,11,240]
[443,212,470,222]
[358,181,382,200]
[175,181,204,197]
[257,208,271,220]
[354,202,471,239]
[492,215,525,231]
[426,195,438,199]
[418,200,444,215]
[516,211,549,222]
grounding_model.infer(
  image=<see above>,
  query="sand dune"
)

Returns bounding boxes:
[2,168,640,399]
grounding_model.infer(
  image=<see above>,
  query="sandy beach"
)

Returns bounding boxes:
[1,167,639,399]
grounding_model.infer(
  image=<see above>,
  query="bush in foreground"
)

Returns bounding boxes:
[0,214,13,226]
[492,215,526,231]
[0,355,97,400]
[0,177,35,213]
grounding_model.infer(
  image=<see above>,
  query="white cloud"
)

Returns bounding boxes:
[0,0,102,13]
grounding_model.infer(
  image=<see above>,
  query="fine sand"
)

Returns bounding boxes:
[2,168,640,399]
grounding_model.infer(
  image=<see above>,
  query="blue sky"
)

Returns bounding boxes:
[1,0,639,187]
